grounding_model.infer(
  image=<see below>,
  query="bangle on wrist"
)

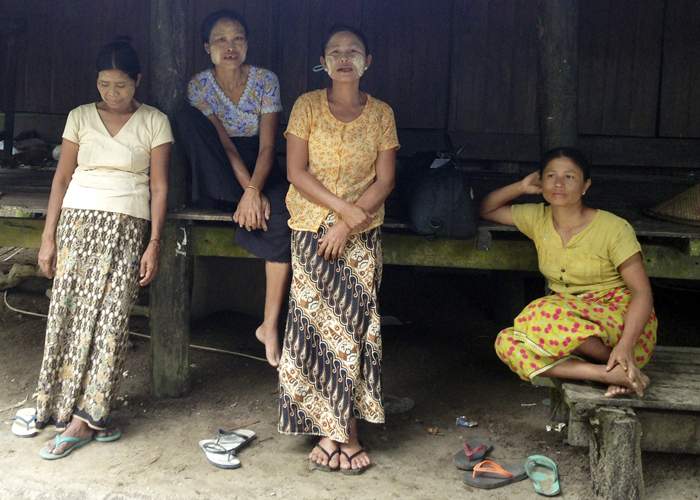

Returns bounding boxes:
[246,185,259,193]
[149,238,161,244]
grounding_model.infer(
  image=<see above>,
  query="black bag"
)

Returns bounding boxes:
[398,151,476,239]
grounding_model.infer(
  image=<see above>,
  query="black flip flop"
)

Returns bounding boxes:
[309,443,340,472]
[453,441,493,471]
[340,448,372,475]
[463,459,527,490]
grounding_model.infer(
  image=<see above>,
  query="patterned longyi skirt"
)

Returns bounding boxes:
[35,208,146,430]
[278,222,384,443]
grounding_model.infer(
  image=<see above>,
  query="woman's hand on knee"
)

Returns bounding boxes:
[38,238,57,278]
[234,188,265,231]
[606,339,635,374]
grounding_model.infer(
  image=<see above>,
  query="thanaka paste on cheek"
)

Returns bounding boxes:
[210,49,222,65]
[208,46,246,66]
[324,53,367,78]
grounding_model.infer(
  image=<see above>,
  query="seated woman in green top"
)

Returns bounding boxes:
[480,147,657,397]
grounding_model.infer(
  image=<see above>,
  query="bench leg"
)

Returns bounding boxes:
[149,222,192,398]
[588,406,644,500]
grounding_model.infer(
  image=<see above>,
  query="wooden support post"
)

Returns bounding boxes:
[588,407,644,500]
[536,0,578,152]
[150,222,192,397]
[148,0,191,398]
[0,17,27,164]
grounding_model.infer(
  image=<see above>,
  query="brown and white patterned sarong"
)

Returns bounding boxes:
[278,222,384,443]
[35,208,147,430]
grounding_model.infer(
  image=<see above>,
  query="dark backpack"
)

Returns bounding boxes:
[398,152,476,239]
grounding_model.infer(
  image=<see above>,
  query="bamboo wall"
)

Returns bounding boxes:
[1,1,699,157]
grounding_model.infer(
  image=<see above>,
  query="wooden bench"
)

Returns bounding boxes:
[555,346,700,499]
[2,172,700,399]
[2,186,699,278]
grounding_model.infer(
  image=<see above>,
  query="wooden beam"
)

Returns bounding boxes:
[189,225,700,280]
[0,219,43,248]
[448,131,700,169]
[536,0,578,152]
[148,0,191,398]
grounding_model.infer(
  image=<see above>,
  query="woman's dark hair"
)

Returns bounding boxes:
[540,147,591,180]
[201,9,249,43]
[321,24,370,56]
[96,36,141,81]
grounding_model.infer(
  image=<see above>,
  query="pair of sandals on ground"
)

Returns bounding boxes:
[198,428,257,469]
[11,407,121,460]
[454,438,561,496]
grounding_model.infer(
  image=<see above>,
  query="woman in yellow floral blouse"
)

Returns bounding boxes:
[278,25,399,474]
[481,147,657,398]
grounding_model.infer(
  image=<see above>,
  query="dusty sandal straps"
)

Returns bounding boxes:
[472,459,513,479]
[200,441,241,469]
[525,454,561,496]
[217,429,251,441]
[340,448,371,475]
[463,459,527,490]
[310,444,340,472]
[204,441,238,458]
[464,442,489,461]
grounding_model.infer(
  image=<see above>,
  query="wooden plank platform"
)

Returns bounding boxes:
[561,346,700,455]
[2,187,700,279]
[562,346,700,413]
[4,189,700,239]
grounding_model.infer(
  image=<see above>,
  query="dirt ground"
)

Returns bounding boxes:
[1,250,699,500]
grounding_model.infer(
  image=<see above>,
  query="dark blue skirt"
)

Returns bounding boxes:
[175,105,291,263]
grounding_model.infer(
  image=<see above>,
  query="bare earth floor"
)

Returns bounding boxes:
[1,258,699,499]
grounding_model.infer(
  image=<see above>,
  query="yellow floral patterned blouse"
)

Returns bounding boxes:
[511,203,642,294]
[284,89,400,232]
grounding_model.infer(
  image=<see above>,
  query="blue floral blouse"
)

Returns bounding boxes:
[187,66,282,137]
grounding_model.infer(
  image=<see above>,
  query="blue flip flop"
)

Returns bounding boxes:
[95,429,122,443]
[525,454,561,496]
[39,434,93,460]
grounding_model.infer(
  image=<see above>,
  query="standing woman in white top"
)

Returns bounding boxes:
[34,37,173,459]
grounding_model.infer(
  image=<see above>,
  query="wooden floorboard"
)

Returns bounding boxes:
[562,347,700,412]
[2,169,700,239]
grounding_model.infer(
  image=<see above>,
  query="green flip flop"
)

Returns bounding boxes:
[39,434,93,460]
[95,429,122,443]
[525,454,561,496]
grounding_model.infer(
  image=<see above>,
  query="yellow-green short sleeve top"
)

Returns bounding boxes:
[511,203,642,294]
[284,89,399,232]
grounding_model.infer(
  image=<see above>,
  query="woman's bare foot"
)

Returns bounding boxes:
[602,364,650,397]
[604,384,632,397]
[339,441,371,473]
[308,437,340,470]
[45,418,93,455]
[255,324,281,367]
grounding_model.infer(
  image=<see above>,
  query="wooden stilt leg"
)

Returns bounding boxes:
[150,222,192,398]
[589,406,644,500]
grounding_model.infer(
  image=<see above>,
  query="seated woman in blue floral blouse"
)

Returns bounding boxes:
[176,9,290,367]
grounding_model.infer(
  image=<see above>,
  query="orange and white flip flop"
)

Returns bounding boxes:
[463,459,527,489]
